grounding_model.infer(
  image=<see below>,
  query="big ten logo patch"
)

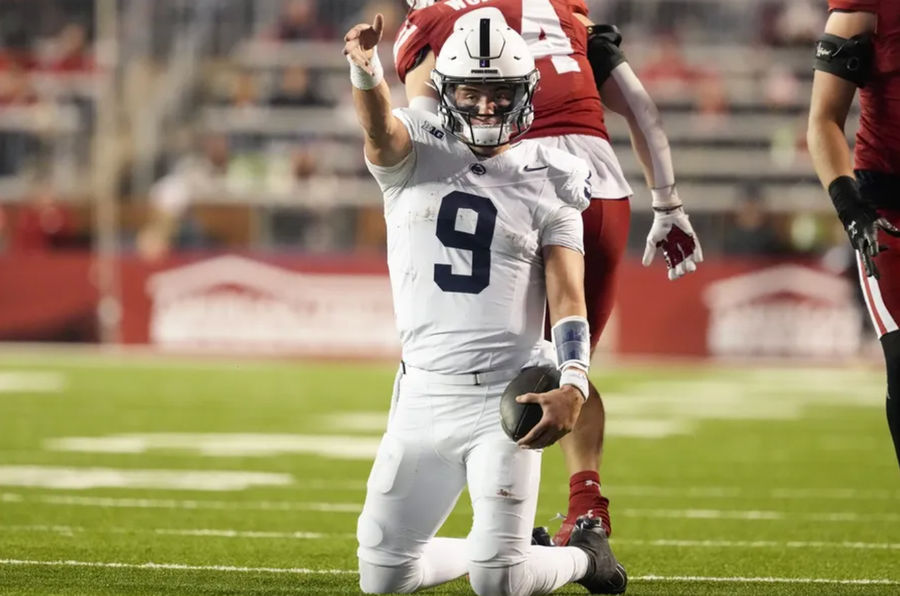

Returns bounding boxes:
[421,122,445,139]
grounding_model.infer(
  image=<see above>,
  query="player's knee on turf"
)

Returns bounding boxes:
[466,531,529,596]
[467,562,525,596]
[358,559,422,594]
[358,512,423,593]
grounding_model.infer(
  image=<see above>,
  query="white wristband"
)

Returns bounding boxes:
[348,47,384,90]
[560,366,590,402]
[651,184,682,209]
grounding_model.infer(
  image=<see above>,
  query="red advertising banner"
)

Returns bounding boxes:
[119,253,396,357]
[0,253,865,359]
[0,254,99,342]
[614,259,863,358]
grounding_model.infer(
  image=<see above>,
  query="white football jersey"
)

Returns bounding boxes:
[367,108,591,374]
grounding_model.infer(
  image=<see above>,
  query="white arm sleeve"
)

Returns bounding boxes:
[609,62,675,190]
[541,205,584,255]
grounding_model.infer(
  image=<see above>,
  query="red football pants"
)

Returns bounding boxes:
[546,198,631,350]
[859,207,900,337]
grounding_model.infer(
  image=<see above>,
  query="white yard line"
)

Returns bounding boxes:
[0,466,293,491]
[0,372,66,393]
[4,525,897,550]
[616,538,900,550]
[632,575,899,585]
[619,508,900,522]
[3,525,84,535]
[46,434,383,460]
[0,493,362,512]
[5,493,899,522]
[152,529,336,539]
[301,479,367,491]
[0,559,896,585]
[296,480,900,501]
[0,559,354,575]
[609,485,900,501]
[1,524,353,540]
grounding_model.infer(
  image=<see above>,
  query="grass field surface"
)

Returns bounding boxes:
[0,351,897,595]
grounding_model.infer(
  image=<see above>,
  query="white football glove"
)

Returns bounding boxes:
[642,205,703,280]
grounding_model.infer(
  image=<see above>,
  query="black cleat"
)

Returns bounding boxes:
[568,515,627,594]
[531,526,553,547]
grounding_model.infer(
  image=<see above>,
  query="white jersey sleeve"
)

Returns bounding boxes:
[541,205,584,254]
[365,151,416,195]
[364,108,447,196]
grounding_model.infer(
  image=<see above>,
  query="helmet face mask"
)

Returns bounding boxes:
[432,73,539,147]
[406,0,436,9]
[431,13,540,148]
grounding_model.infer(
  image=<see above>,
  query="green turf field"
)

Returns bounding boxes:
[0,351,897,595]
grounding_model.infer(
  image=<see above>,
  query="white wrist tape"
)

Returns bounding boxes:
[348,47,384,90]
[651,184,682,210]
[560,365,589,401]
[552,316,590,371]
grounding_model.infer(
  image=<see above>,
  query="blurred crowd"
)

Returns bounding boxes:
[0,0,848,265]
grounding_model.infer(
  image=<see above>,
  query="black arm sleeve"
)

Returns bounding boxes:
[813,33,874,87]
[586,24,627,88]
[409,45,431,72]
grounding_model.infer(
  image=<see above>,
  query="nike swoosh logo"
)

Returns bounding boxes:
[523,165,549,172]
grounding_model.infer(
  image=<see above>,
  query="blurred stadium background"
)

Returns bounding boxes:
[0,0,873,357]
[1,1,898,594]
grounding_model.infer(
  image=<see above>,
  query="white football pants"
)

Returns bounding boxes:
[356,366,587,596]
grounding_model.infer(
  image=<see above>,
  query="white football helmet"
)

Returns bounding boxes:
[431,14,540,147]
[406,0,436,8]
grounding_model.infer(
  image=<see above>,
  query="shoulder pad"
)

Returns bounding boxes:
[587,24,622,47]
[393,107,445,145]
[586,24,626,87]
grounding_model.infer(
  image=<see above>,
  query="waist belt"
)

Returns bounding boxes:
[400,361,519,386]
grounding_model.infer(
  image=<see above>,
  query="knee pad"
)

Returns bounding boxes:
[358,559,421,595]
[356,514,385,554]
[357,435,419,566]
[882,331,900,399]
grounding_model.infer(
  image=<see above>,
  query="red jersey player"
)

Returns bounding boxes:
[392,0,703,551]
[808,0,900,468]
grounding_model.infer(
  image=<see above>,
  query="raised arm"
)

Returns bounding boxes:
[343,14,412,166]
[807,9,899,278]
